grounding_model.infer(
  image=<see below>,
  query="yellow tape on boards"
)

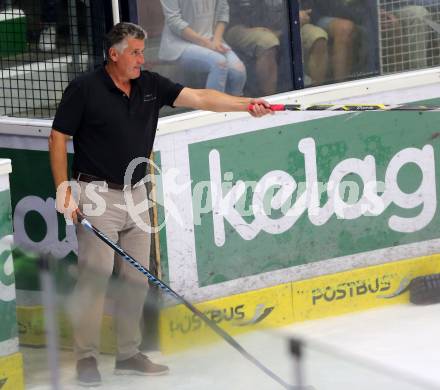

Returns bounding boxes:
[16,306,116,354]
[0,353,24,390]
[160,254,440,353]
[292,254,440,321]
[159,283,293,353]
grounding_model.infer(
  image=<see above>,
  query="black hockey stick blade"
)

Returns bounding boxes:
[409,273,440,305]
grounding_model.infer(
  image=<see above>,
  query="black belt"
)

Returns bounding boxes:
[72,171,134,191]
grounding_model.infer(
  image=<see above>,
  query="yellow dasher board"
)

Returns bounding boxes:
[159,254,440,353]
[0,353,24,390]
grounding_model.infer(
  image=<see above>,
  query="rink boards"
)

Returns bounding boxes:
[153,75,440,351]
[0,70,439,355]
[154,100,440,304]
[159,254,440,352]
[0,160,23,389]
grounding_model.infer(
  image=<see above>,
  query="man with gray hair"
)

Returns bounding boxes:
[49,22,271,387]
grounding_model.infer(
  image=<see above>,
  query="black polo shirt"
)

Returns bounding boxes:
[53,66,184,184]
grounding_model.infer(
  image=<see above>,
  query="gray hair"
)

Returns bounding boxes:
[105,22,147,55]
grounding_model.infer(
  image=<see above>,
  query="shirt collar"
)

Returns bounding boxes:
[99,64,141,93]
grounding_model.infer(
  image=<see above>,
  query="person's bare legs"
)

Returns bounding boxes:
[328,18,355,80]
[255,46,278,96]
[307,38,328,85]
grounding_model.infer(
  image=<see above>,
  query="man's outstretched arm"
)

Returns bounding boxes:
[173,87,273,117]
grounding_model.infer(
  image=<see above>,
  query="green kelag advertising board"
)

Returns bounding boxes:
[1,90,440,305]
[0,159,17,353]
[0,146,76,292]
[0,157,24,390]
[154,96,440,302]
[189,111,438,286]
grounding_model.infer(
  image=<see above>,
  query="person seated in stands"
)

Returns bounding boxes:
[305,0,360,82]
[224,0,281,96]
[158,0,246,95]
[298,2,328,86]
[38,0,58,51]
[2,0,58,51]
[229,0,329,89]
[381,0,432,70]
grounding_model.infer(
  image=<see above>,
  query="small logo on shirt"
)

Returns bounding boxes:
[143,93,157,102]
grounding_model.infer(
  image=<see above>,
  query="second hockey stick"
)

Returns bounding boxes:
[249,103,440,112]
[77,213,293,390]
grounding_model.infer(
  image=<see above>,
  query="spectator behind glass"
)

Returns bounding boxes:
[158,0,246,95]
[224,0,281,96]
[256,0,294,88]
[304,0,360,81]
[232,0,328,88]
[297,2,328,86]
[3,0,58,51]
[39,0,58,51]
[381,0,431,70]
[32,0,89,53]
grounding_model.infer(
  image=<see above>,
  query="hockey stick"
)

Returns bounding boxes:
[77,213,293,390]
[249,103,440,112]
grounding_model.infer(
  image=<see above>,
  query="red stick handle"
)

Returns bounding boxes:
[248,104,285,111]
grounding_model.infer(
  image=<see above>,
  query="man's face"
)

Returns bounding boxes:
[110,38,145,79]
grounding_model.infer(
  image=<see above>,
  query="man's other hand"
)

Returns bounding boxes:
[55,182,80,224]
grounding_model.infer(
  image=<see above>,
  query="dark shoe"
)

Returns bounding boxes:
[115,353,169,376]
[77,357,101,387]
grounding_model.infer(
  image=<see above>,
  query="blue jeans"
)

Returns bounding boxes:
[179,43,246,96]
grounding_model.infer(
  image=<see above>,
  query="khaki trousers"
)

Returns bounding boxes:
[70,181,150,362]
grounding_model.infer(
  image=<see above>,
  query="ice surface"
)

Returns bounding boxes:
[23,303,440,390]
